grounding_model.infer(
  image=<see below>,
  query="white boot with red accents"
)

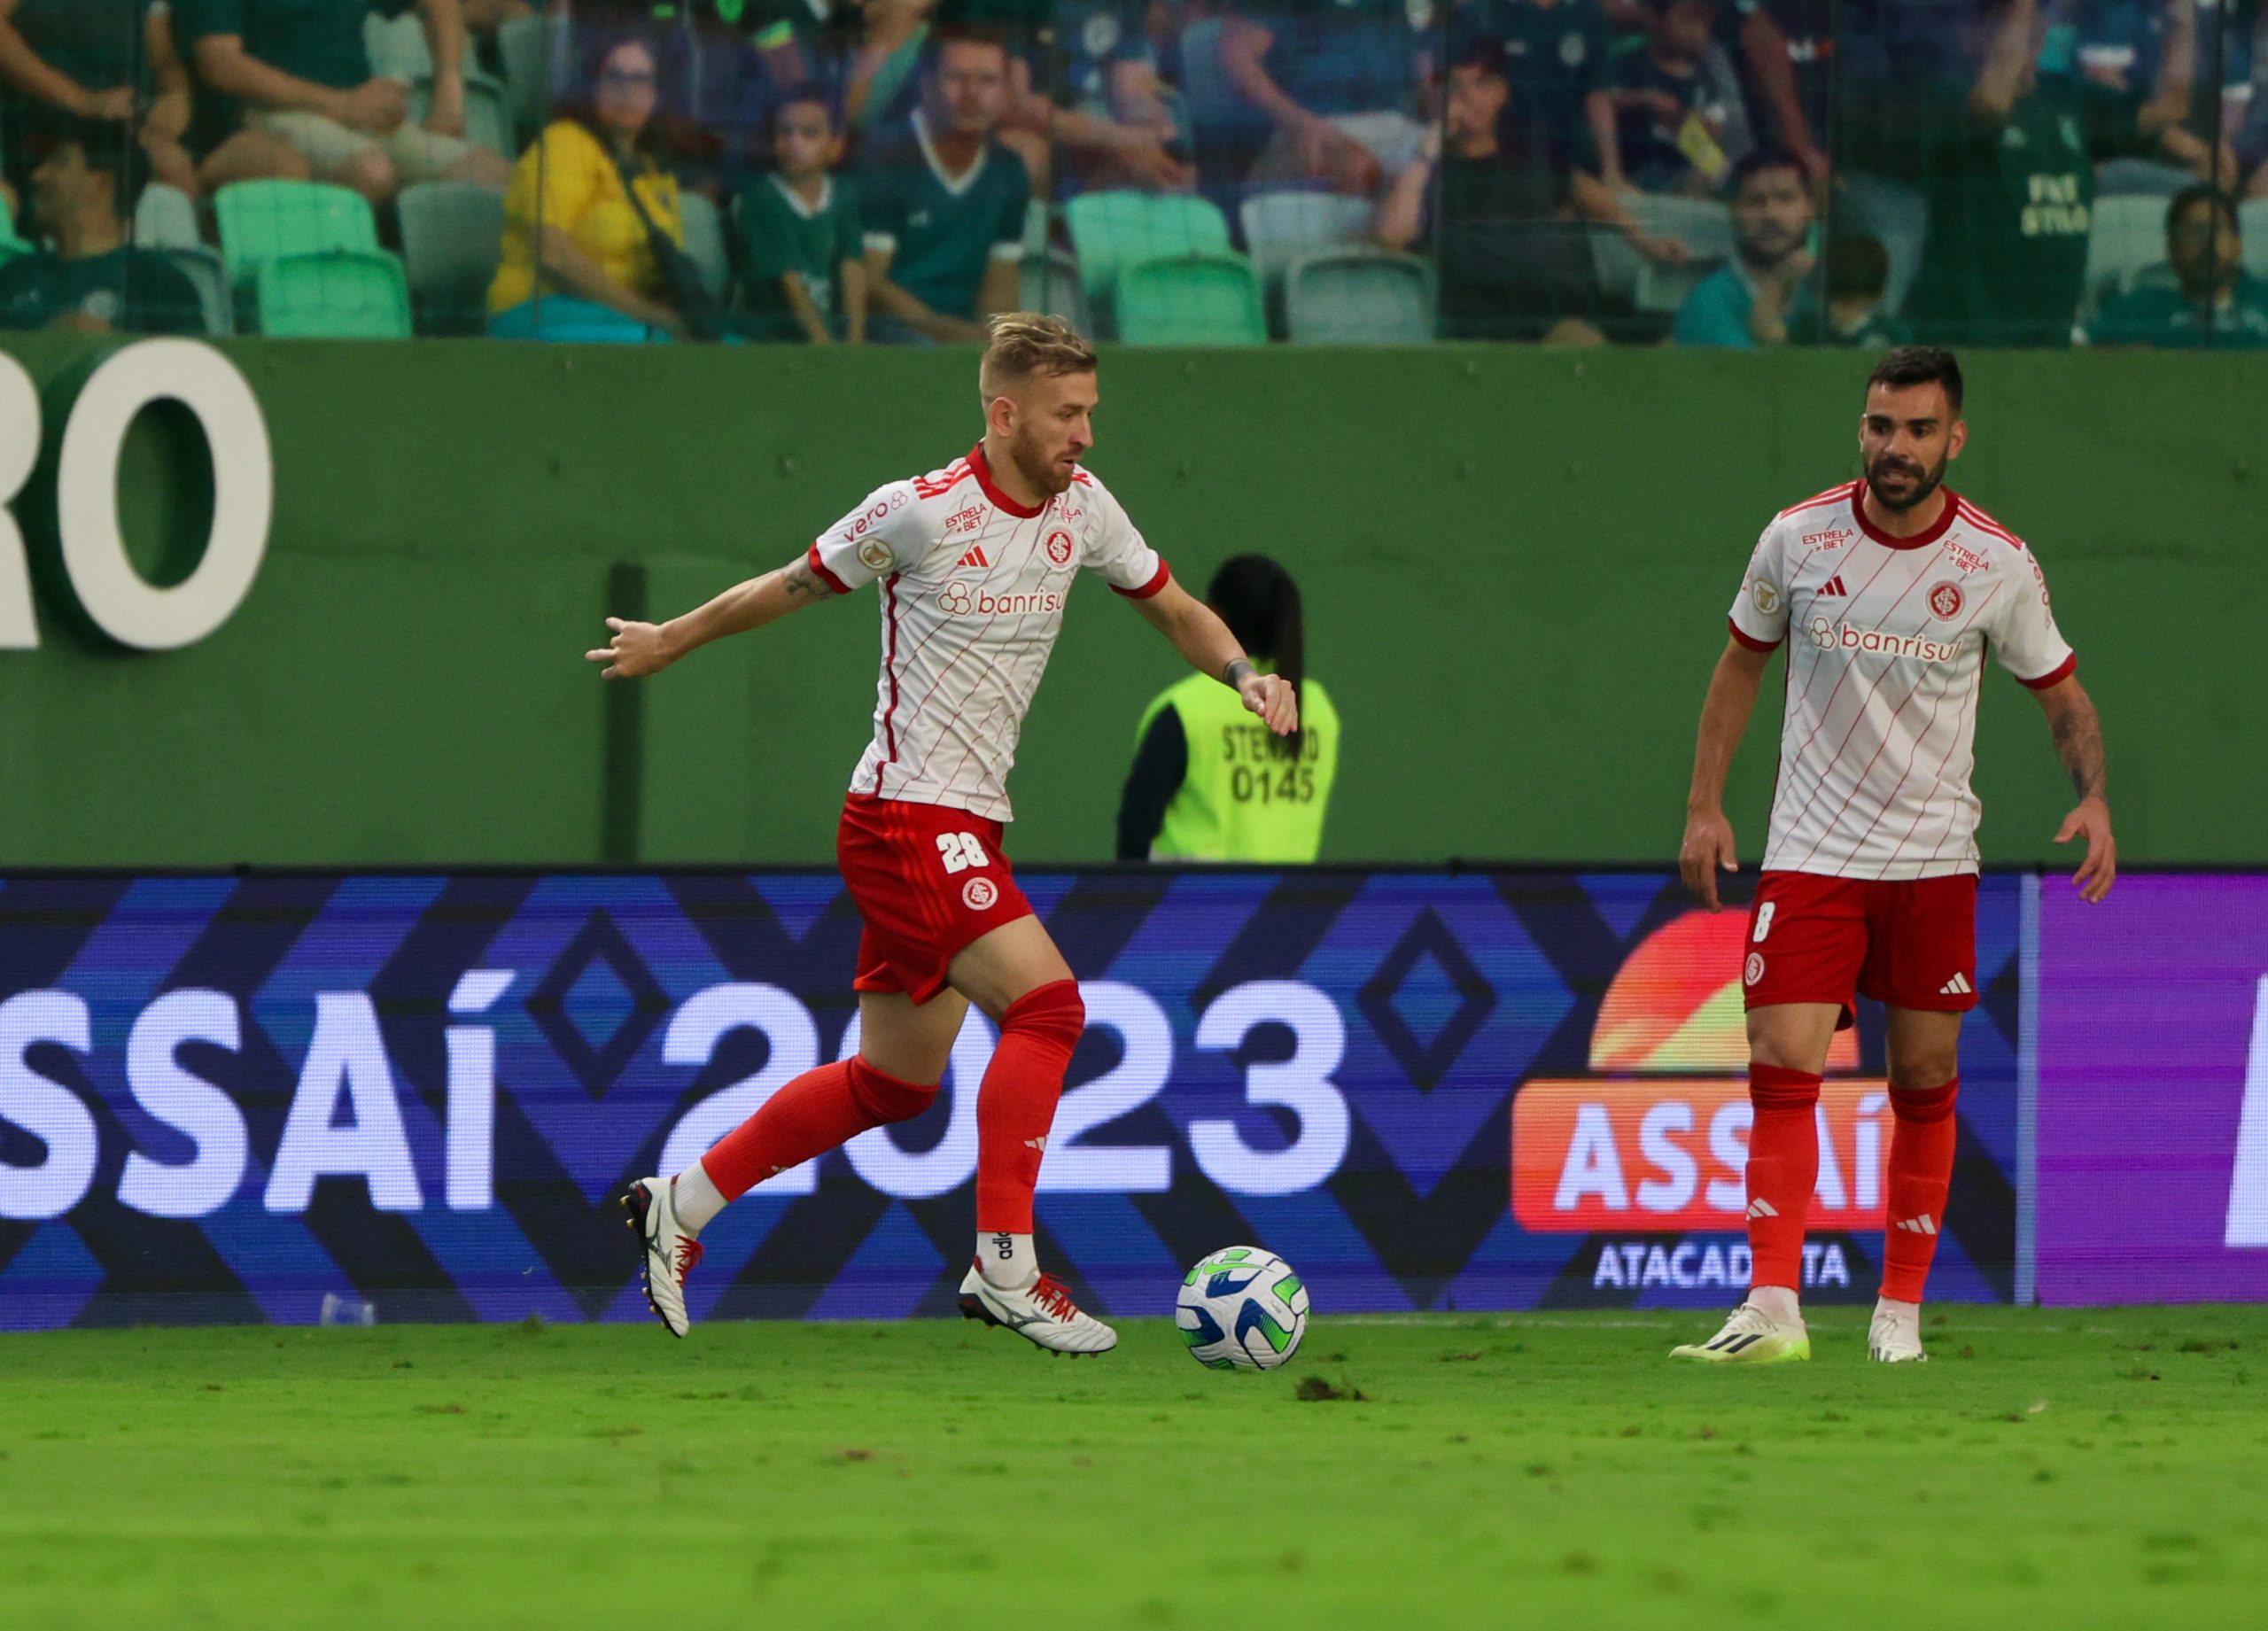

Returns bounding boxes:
[622,1176,702,1338]
[957,1262,1117,1355]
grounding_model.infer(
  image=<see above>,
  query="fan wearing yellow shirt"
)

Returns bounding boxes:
[488,27,688,342]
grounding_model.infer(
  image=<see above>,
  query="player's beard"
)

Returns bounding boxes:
[1865,448,1948,514]
[1007,426,1077,497]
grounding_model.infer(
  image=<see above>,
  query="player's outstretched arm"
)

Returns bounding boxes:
[2033,674,2117,903]
[585,554,837,680]
[1680,634,1775,911]
[1130,578,1298,736]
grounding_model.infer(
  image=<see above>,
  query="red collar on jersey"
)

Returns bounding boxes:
[968,442,1045,518]
[1852,478,1961,551]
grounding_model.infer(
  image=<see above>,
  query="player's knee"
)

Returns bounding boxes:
[846,1057,937,1124]
[1889,1073,1959,1121]
[1003,977,1084,1051]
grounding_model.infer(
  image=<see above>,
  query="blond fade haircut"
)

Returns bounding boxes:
[979,312,1097,406]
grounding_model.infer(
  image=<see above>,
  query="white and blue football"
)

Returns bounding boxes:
[1175,1247,1309,1371]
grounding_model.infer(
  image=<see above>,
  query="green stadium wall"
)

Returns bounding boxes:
[3,335,2260,868]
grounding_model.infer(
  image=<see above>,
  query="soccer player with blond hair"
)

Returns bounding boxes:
[1674,346,2116,1365]
[588,314,1298,1354]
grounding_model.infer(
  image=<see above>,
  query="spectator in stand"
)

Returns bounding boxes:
[1672,144,1814,344]
[2075,0,2256,191]
[1820,232,1910,347]
[1378,35,1682,342]
[735,83,866,343]
[859,27,1027,344]
[1608,0,1754,196]
[488,27,691,341]
[0,0,264,198]
[0,117,203,334]
[1727,0,1830,194]
[1219,0,1434,196]
[2088,183,2268,346]
[176,0,513,202]
[1907,0,2189,347]
[922,0,1188,194]
[1460,0,1624,195]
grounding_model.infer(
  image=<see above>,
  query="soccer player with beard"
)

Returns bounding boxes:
[1672,346,2116,1364]
[586,313,1297,1355]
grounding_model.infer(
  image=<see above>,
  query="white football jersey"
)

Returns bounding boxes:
[806,444,1169,822]
[1728,481,2076,881]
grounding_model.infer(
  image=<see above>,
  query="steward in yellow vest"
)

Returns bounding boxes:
[1116,555,1340,861]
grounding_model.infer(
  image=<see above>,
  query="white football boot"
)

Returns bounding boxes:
[1670,1301,1812,1364]
[622,1177,702,1338]
[957,1263,1117,1355]
[1868,1303,1929,1363]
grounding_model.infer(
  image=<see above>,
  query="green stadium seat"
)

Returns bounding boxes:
[398,182,505,336]
[676,191,729,303]
[255,251,414,338]
[0,193,33,262]
[1065,190,1232,304]
[134,184,205,251]
[365,12,433,79]
[496,13,553,140]
[1018,245,1092,338]
[1115,253,1265,346]
[408,76,515,160]
[2083,193,2174,315]
[169,249,234,336]
[1283,249,1434,345]
[1239,190,1376,291]
[216,180,379,291]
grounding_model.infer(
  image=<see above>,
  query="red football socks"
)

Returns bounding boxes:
[975,979,1085,1234]
[1881,1076,1960,1302]
[1745,1063,1824,1294]
[697,1056,936,1202]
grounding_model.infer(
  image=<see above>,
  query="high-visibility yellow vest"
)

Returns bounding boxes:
[1135,672,1340,862]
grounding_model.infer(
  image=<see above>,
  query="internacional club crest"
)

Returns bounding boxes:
[1928,581,1964,619]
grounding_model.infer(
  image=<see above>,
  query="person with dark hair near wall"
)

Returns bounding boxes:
[2086,184,2268,349]
[1672,144,1814,346]
[1820,232,1909,348]
[0,114,202,333]
[488,24,689,341]
[1116,555,1340,864]
[735,83,866,343]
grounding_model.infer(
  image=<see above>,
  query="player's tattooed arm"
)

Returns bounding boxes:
[2035,676,2117,903]
[2039,677,2108,802]
[586,553,838,679]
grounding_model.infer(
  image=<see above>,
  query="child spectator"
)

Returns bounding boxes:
[1821,231,1910,347]
[0,117,203,334]
[1608,0,1753,194]
[735,84,866,343]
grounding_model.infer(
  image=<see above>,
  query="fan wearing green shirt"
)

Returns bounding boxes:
[2087,184,2268,349]
[860,27,1028,346]
[0,117,203,335]
[736,84,866,344]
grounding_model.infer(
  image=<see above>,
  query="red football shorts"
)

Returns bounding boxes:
[1741,870,1979,1028]
[837,795,1035,1006]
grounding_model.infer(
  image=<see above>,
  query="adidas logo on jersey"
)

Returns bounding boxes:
[1816,575,1847,597]
[1894,1214,1938,1236]
[958,545,990,570]
[1939,973,1973,996]
[1745,1198,1778,1220]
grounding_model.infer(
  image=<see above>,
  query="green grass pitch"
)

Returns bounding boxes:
[4,1306,2264,1629]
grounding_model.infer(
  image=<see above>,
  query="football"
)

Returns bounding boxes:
[1175,1247,1309,1371]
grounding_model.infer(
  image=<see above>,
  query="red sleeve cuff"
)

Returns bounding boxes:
[1727,617,1782,653]
[805,544,852,596]
[2017,652,2078,690]
[1113,557,1171,601]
